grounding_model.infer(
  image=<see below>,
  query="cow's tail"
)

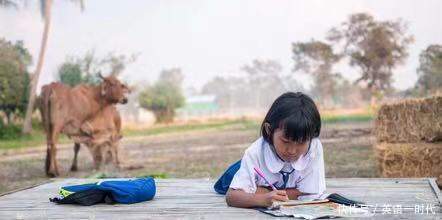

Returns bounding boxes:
[40,86,53,175]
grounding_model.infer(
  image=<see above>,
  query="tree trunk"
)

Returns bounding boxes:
[370,86,379,110]
[154,108,175,124]
[6,111,11,125]
[22,0,52,134]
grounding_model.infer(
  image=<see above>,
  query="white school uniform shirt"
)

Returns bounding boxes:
[229,137,326,200]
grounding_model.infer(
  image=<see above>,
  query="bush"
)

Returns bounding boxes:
[0,39,32,122]
[0,121,22,140]
[139,81,185,123]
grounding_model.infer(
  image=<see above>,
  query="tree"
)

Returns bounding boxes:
[1,0,84,134]
[56,51,137,87]
[21,0,53,134]
[101,52,138,76]
[201,60,305,111]
[138,69,185,123]
[415,44,442,95]
[333,75,368,108]
[202,76,248,111]
[292,40,341,107]
[327,13,414,103]
[57,62,83,86]
[241,59,287,108]
[0,39,32,124]
[158,68,184,86]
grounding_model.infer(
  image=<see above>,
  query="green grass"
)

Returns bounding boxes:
[0,119,253,150]
[0,113,373,150]
[122,119,253,137]
[137,172,169,179]
[0,129,70,150]
[322,113,373,123]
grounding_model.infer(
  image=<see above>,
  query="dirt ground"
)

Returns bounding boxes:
[0,121,377,194]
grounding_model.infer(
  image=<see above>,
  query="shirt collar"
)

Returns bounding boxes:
[262,138,315,173]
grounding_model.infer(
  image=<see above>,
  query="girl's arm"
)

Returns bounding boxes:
[256,186,303,200]
[226,188,289,208]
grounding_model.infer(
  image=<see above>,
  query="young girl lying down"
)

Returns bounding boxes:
[215,92,326,208]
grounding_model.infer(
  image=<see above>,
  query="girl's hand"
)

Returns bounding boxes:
[256,186,271,194]
[262,190,289,207]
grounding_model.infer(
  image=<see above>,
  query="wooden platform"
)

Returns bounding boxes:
[0,178,440,219]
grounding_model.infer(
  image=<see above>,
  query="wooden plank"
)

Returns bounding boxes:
[0,178,440,219]
[428,178,441,204]
[0,180,53,197]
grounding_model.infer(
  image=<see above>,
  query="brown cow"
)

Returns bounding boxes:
[71,105,122,170]
[39,74,129,177]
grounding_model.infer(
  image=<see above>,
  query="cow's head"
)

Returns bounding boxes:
[99,74,130,104]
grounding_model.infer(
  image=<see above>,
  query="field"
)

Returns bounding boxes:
[0,115,376,194]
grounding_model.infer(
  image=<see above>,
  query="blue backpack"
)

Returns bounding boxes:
[213,160,241,195]
[50,177,156,205]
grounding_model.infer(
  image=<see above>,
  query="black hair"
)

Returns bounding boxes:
[261,92,321,145]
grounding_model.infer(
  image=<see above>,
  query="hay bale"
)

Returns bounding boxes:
[375,95,442,143]
[374,142,442,186]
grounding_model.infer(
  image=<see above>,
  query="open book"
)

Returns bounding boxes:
[271,193,365,209]
[259,193,373,219]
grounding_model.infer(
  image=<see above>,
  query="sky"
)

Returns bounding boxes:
[1,0,441,92]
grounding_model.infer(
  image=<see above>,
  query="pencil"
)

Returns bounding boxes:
[253,167,277,190]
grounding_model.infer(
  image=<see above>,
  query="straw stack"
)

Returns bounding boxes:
[375,96,442,143]
[374,95,442,186]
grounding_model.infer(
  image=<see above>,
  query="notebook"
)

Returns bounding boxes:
[271,193,365,209]
[258,193,373,219]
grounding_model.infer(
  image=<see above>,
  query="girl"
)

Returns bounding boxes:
[214,92,325,208]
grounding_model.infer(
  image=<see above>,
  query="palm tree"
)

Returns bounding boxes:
[1,0,84,134]
[21,0,53,134]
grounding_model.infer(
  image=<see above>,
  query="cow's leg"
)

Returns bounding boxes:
[46,131,59,177]
[45,142,52,177]
[45,123,53,176]
[113,143,120,167]
[50,142,60,177]
[48,127,62,177]
[70,143,81,171]
[104,147,112,164]
[46,141,59,177]
[92,146,103,170]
